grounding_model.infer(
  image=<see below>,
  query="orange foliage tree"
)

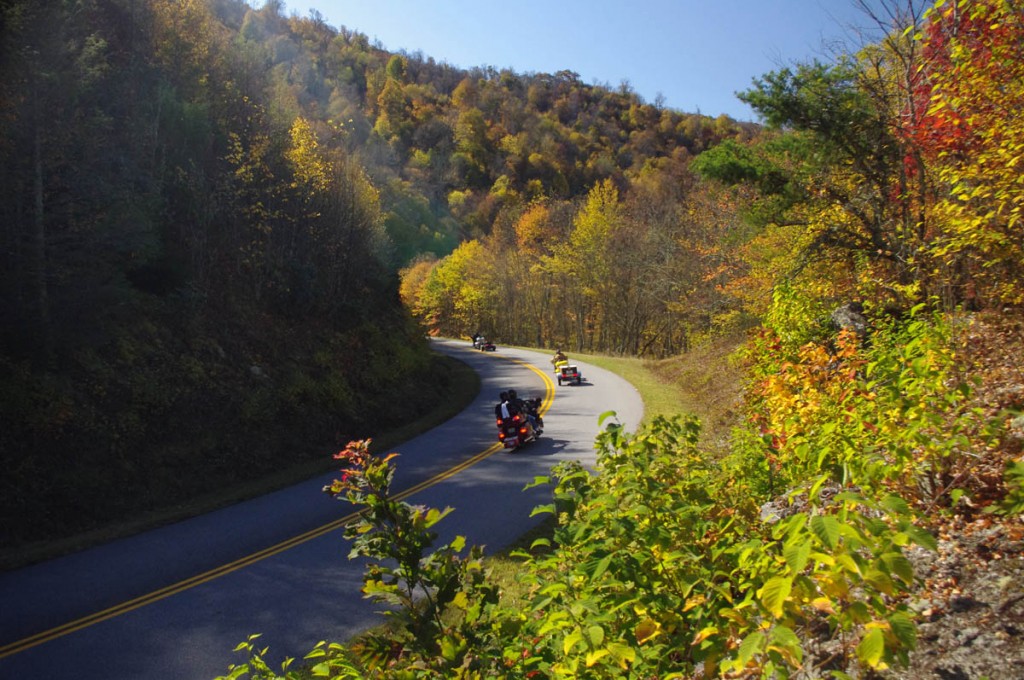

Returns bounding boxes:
[908,0,1024,305]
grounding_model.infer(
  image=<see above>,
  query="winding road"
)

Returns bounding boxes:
[0,340,643,680]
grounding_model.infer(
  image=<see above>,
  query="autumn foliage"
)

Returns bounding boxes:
[225,3,1024,676]
[3,0,1024,676]
[909,0,1024,303]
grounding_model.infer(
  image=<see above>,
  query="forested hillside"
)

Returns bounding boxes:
[400,0,1024,358]
[0,0,749,553]
[0,0,449,552]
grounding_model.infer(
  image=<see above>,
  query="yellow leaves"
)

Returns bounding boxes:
[286,117,331,193]
[856,623,891,669]
[835,553,863,578]
[514,201,554,255]
[499,132,527,157]
[416,239,497,331]
[758,576,793,619]
[917,0,1024,300]
[819,572,851,600]
[562,624,636,670]
[585,649,609,667]
[683,594,706,612]
[691,625,717,646]
[570,179,620,256]
[398,256,437,311]
[810,597,836,614]
[632,618,662,645]
[450,590,468,610]
[151,0,218,78]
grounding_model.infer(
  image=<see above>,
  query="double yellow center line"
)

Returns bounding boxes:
[1,356,553,659]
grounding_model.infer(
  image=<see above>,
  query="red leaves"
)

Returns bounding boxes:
[905,0,1023,162]
[324,439,399,498]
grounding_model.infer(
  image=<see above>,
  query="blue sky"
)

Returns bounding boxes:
[292,0,889,122]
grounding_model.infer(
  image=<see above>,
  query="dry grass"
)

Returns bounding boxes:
[570,333,747,454]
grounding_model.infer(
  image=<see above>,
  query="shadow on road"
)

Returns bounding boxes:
[499,436,566,458]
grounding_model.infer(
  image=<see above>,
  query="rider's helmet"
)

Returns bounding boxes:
[499,391,508,402]
[508,389,517,400]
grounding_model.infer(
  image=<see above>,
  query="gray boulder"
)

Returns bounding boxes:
[831,302,867,338]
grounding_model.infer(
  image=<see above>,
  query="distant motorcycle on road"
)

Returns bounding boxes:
[472,335,496,351]
[557,364,584,385]
[551,349,584,385]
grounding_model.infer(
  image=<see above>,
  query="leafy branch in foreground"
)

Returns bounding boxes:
[217,439,502,679]
[216,635,364,680]
[322,439,501,675]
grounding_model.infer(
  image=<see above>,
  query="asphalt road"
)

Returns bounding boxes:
[0,340,643,679]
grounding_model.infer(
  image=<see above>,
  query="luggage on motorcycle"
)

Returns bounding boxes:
[557,364,582,385]
[496,397,542,450]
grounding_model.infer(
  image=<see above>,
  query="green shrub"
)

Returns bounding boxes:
[511,414,929,678]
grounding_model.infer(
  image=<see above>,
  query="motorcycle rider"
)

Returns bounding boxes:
[495,391,515,420]
[551,348,567,369]
[508,389,541,433]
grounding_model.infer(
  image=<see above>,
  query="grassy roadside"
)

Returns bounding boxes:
[545,334,747,450]
[1,354,480,572]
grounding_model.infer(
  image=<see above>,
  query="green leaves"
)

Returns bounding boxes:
[509,415,765,677]
[588,553,614,581]
[783,536,811,572]
[735,630,766,667]
[318,313,960,679]
[990,459,1024,515]
[235,310,976,679]
[562,627,584,655]
[227,368,944,680]
[759,576,793,619]
[323,439,502,673]
[898,520,939,552]
[810,514,841,549]
[856,627,886,667]
[217,636,367,680]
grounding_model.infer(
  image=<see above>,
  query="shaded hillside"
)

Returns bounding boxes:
[0,0,446,552]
